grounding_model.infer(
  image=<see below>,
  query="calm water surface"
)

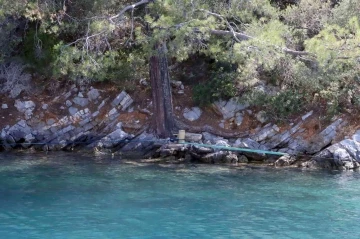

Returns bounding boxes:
[0,152,359,239]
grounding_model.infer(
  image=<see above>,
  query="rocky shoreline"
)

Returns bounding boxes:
[1,85,360,170]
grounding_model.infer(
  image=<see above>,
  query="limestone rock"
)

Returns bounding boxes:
[111,91,133,110]
[87,88,100,101]
[72,97,89,107]
[301,111,313,121]
[235,112,243,126]
[1,104,8,109]
[183,107,202,121]
[256,111,267,123]
[202,132,227,144]
[6,120,33,145]
[139,78,148,86]
[252,124,279,142]
[121,132,158,153]
[215,140,230,148]
[233,138,262,150]
[224,153,238,163]
[66,100,72,107]
[213,98,248,120]
[200,151,227,163]
[275,155,297,167]
[170,80,183,89]
[69,107,79,116]
[307,119,345,154]
[311,143,359,170]
[46,118,56,126]
[238,155,249,163]
[184,133,202,142]
[14,100,35,113]
[191,145,214,154]
[96,128,129,149]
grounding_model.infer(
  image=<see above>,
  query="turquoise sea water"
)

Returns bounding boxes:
[0,152,360,239]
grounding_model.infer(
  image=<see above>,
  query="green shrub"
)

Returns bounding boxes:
[244,89,309,122]
[193,67,237,106]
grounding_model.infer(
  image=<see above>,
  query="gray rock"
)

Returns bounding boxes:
[307,119,345,154]
[192,145,214,154]
[311,143,358,170]
[69,107,79,116]
[64,91,72,99]
[213,98,249,120]
[352,130,360,143]
[201,151,227,163]
[301,111,313,121]
[97,128,129,149]
[79,118,91,127]
[275,154,296,167]
[286,138,309,153]
[1,104,8,109]
[139,78,148,86]
[339,139,360,162]
[119,94,133,110]
[238,155,249,163]
[215,140,230,148]
[9,130,26,142]
[121,132,157,153]
[202,132,227,144]
[66,100,73,107]
[92,111,100,117]
[263,122,304,149]
[170,80,183,88]
[256,111,267,123]
[78,92,84,97]
[72,97,89,107]
[184,133,202,142]
[111,91,133,110]
[183,107,202,121]
[252,124,279,142]
[233,138,262,150]
[225,153,238,163]
[112,91,127,107]
[14,100,25,112]
[42,104,48,110]
[24,101,35,109]
[87,88,100,101]
[108,108,118,116]
[235,112,243,126]
[46,118,56,126]
[14,100,35,113]
[59,125,75,135]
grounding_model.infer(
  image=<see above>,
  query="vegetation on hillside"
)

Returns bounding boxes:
[0,0,360,120]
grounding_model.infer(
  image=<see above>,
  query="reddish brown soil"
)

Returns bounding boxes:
[1,76,360,142]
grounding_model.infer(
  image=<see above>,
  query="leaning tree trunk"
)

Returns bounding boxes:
[149,43,174,138]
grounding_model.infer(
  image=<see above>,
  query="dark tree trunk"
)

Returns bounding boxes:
[149,43,174,137]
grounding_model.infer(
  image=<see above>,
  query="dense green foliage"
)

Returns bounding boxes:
[1,0,360,120]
